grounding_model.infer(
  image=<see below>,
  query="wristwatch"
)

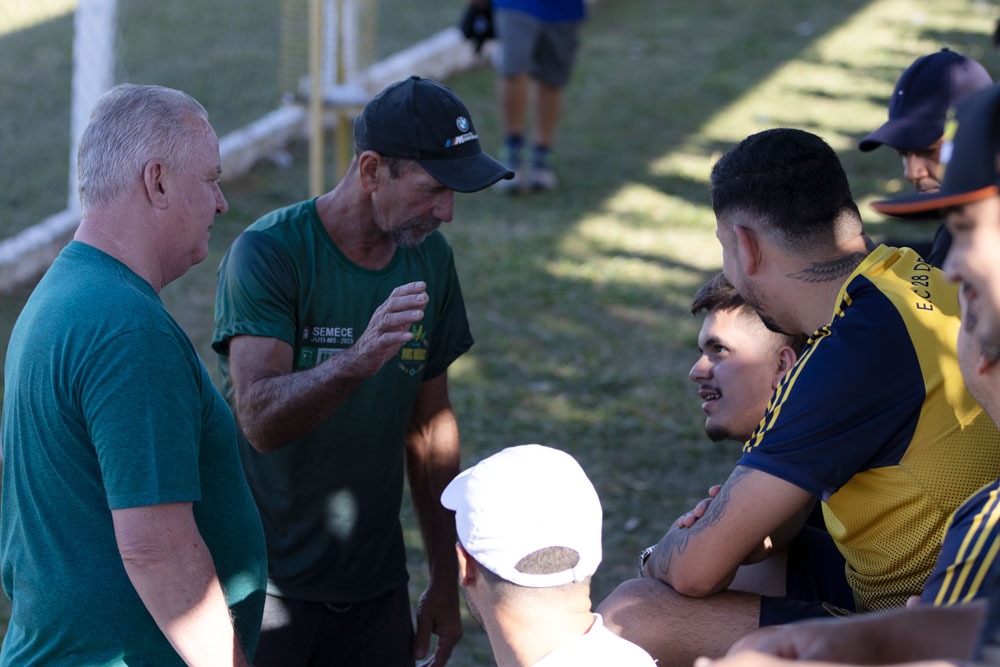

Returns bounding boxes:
[638,544,657,577]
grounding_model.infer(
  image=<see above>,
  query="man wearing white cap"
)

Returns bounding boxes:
[441,444,656,666]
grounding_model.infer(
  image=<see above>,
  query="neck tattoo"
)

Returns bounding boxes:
[787,252,867,284]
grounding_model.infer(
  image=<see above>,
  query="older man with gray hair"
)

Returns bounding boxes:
[0,83,266,666]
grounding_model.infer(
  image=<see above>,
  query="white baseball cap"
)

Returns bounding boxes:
[440,444,603,588]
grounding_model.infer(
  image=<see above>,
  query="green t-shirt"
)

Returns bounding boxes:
[0,242,267,665]
[213,198,473,602]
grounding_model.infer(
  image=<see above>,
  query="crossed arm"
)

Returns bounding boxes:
[643,465,814,597]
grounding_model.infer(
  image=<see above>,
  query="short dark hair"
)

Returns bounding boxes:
[382,156,409,179]
[691,272,808,355]
[690,271,746,316]
[710,128,861,252]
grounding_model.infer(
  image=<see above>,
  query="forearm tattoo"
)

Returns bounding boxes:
[657,466,752,574]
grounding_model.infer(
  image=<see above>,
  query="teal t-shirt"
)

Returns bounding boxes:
[213,198,473,602]
[0,242,267,665]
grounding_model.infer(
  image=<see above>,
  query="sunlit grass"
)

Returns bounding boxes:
[0,0,75,35]
[2,0,999,664]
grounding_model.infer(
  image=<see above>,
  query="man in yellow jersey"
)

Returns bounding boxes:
[598,127,1000,666]
[666,79,1000,667]
[693,290,998,667]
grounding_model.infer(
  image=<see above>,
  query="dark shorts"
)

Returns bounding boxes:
[493,8,581,86]
[253,585,414,666]
[759,525,856,626]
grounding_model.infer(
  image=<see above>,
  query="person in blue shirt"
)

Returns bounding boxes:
[471,0,586,193]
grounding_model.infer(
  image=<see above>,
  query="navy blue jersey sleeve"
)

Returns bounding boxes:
[739,278,927,499]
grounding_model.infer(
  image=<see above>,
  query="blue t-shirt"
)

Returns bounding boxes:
[0,242,267,665]
[493,0,586,22]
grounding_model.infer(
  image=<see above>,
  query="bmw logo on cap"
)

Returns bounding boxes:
[456,116,470,132]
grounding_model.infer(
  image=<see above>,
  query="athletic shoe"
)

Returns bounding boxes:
[494,145,525,194]
[527,165,558,192]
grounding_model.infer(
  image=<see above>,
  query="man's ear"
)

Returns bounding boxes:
[358,151,381,193]
[773,346,798,389]
[976,351,999,376]
[143,159,169,210]
[733,224,761,276]
[456,543,478,587]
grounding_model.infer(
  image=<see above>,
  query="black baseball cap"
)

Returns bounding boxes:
[354,76,513,193]
[859,49,992,153]
[872,83,1000,219]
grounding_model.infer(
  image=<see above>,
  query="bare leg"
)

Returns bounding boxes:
[498,73,529,138]
[729,549,788,597]
[533,81,563,149]
[597,578,761,667]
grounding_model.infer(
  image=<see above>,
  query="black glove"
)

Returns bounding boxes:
[459,1,495,54]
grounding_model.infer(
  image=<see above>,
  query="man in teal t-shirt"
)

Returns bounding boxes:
[1,85,266,665]
[213,76,512,666]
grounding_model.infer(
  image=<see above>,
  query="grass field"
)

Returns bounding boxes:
[0,0,458,240]
[1,0,999,663]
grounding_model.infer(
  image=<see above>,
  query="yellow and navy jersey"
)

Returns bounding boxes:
[922,478,1000,606]
[740,245,1000,612]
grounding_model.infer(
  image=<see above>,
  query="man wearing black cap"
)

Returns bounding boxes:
[872,82,1000,361]
[860,48,992,267]
[211,76,513,667]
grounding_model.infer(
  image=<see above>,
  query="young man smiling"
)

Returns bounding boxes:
[689,272,806,444]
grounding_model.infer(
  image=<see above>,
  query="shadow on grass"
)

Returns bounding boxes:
[397,0,881,614]
[0,0,996,663]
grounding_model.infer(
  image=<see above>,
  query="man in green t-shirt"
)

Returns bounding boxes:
[1,84,267,665]
[213,76,512,667]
